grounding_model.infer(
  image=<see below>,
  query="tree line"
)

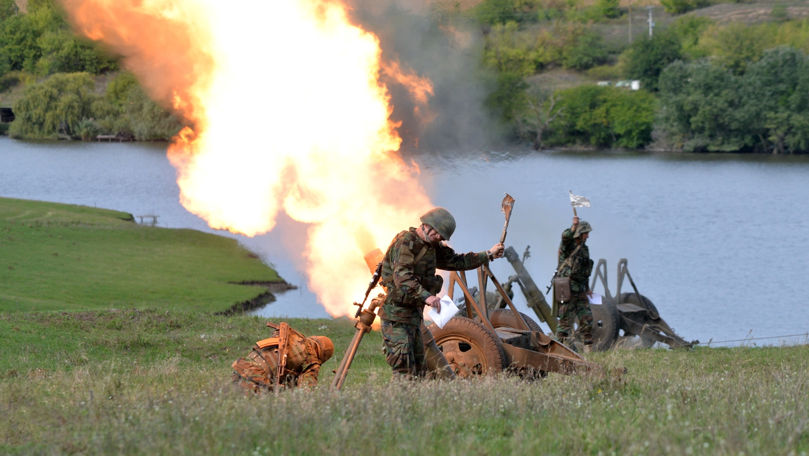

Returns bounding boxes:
[469,0,809,154]
[0,0,182,140]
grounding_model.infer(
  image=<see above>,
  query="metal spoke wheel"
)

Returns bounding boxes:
[429,316,506,378]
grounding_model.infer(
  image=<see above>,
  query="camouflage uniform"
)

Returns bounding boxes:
[556,227,594,345]
[379,227,489,377]
[231,327,329,392]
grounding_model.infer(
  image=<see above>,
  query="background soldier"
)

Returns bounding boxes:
[556,216,594,349]
[231,322,334,392]
[379,207,505,378]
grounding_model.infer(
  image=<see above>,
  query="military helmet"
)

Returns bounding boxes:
[310,336,334,363]
[574,220,592,238]
[419,207,456,240]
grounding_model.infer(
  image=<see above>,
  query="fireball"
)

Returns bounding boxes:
[59,0,435,316]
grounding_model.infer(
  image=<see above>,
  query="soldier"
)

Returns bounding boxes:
[556,216,595,349]
[379,207,505,378]
[231,322,334,392]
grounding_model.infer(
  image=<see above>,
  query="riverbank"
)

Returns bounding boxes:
[0,196,289,313]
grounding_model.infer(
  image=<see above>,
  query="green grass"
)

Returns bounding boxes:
[0,197,807,455]
[1,309,807,455]
[0,197,281,312]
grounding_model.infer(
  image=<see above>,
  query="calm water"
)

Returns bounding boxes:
[2,137,808,347]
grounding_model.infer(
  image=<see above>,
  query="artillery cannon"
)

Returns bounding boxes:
[331,259,603,389]
[501,246,696,350]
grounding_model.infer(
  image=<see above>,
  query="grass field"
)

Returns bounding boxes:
[0,197,282,313]
[1,198,808,455]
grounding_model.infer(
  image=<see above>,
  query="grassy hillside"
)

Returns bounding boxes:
[0,197,282,313]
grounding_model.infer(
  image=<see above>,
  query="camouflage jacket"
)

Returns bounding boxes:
[231,330,322,390]
[379,227,489,326]
[557,228,593,293]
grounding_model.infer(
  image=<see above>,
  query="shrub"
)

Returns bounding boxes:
[545,84,656,148]
[623,30,681,91]
[660,0,711,15]
[9,72,97,139]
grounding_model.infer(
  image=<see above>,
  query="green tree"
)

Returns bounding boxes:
[35,30,118,74]
[545,85,656,148]
[9,72,97,139]
[624,30,681,91]
[0,0,18,21]
[660,0,710,15]
[743,46,809,154]
[595,0,620,19]
[561,28,609,71]
[483,21,539,75]
[94,72,183,141]
[668,15,712,60]
[0,13,42,72]
[485,71,529,127]
[658,61,754,152]
[696,22,773,74]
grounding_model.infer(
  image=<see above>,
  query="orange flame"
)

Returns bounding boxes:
[59,0,434,316]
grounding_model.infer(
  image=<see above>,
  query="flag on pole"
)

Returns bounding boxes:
[569,190,591,208]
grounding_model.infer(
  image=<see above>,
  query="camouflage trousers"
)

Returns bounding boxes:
[557,292,593,345]
[381,319,425,378]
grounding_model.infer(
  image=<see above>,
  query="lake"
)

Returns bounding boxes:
[2,137,808,347]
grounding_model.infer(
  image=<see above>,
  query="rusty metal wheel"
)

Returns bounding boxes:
[429,316,506,378]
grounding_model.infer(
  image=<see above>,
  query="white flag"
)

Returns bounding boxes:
[569,191,591,208]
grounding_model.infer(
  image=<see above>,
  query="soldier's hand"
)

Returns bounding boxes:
[488,243,505,260]
[572,216,579,227]
[426,295,441,312]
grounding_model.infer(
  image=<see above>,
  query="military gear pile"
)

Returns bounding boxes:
[231,322,333,393]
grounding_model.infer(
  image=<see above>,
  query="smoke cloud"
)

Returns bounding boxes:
[344,0,501,154]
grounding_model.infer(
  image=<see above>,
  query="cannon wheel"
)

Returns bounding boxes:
[429,316,506,378]
[590,301,619,351]
[488,309,543,333]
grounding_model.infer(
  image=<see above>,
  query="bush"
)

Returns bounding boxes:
[94,72,183,141]
[660,0,711,15]
[485,71,529,125]
[9,72,97,139]
[657,46,809,153]
[545,85,656,149]
[623,30,681,91]
[561,28,609,71]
